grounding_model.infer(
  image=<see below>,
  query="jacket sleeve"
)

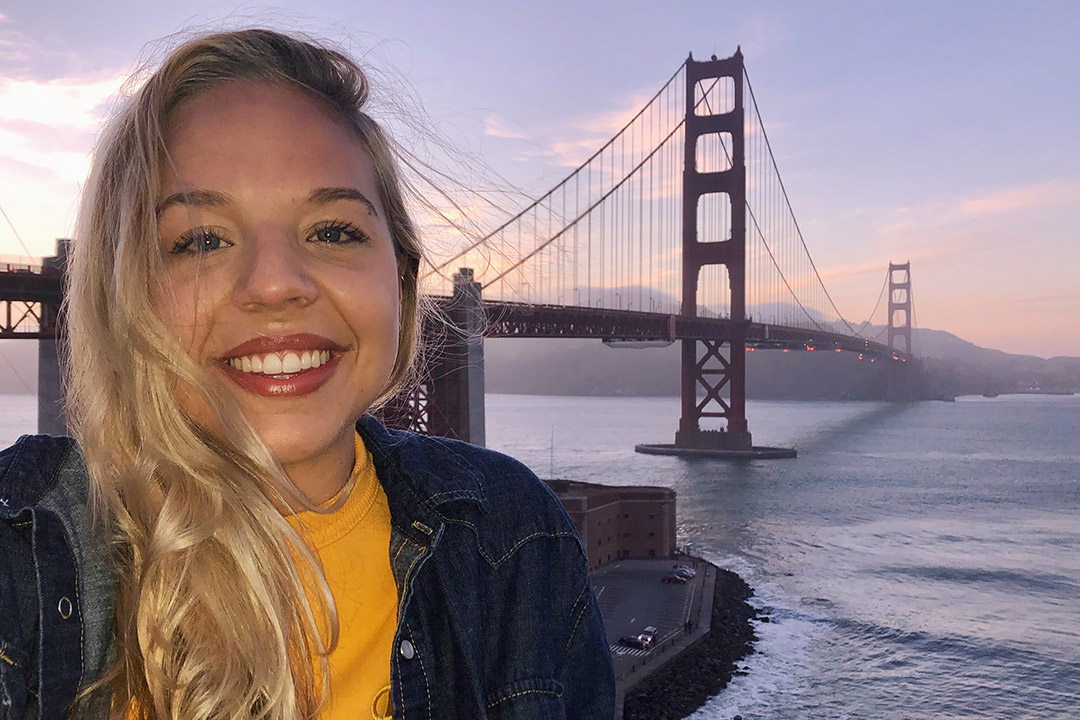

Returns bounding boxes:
[561,569,615,719]
[0,518,36,720]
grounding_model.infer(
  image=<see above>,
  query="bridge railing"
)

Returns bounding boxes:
[1,262,47,275]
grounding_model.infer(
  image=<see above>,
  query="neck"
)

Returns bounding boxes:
[283,430,356,507]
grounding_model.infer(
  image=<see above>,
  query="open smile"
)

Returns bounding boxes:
[217,333,348,397]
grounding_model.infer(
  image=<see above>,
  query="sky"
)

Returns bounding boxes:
[0,0,1078,357]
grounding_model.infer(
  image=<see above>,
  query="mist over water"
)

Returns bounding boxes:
[485,393,1080,720]
[4,393,1078,717]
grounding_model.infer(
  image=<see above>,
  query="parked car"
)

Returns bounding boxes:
[661,573,688,584]
[672,564,697,579]
[620,626,658,650]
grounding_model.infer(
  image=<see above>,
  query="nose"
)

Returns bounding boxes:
[232,227,319,311]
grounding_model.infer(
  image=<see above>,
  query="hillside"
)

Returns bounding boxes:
[3,327,1078,399]
[484,327,1080,399]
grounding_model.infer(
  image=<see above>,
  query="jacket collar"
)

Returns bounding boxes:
[357,414,490,515]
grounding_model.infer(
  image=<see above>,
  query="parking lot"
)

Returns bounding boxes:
[590,557,705,676]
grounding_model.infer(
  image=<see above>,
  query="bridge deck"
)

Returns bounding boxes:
[0,272,902,358]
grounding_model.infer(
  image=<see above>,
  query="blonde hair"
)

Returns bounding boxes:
[67,29,424,719]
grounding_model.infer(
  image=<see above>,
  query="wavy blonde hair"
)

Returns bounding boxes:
[66,29,424,719]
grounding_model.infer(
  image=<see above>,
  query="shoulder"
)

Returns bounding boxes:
[359,416,581,558]
[0,434,84,508]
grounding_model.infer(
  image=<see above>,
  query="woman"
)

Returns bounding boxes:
[0,29,614,720]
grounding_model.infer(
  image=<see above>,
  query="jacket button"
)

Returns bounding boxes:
[399,639,415,660]
[58,596,73,619]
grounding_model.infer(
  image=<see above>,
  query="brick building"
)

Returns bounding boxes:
[543,479,676,570]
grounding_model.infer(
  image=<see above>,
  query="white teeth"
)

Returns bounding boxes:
[226,350,333,376]
[262,354,283,374]
[281,352,301,373]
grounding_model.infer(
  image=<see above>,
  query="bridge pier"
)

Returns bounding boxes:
[379,268,486,445]
[37,240,68,436]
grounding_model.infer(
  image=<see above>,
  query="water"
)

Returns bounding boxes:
[4,393,1079,718]
[482,394,1080,720]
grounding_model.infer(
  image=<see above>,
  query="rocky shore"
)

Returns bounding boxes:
[622,568,757,719]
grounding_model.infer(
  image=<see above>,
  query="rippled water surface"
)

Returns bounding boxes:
[4,392,1078,718]
[483,393,1080,720]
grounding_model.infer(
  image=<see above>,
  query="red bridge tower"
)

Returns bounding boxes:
[675,50,752,452]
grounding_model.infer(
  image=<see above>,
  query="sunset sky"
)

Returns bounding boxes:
[1,0,1077,357]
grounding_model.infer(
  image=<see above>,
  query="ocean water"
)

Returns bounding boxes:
[3,392,1079,718]
[483,393,1080,720]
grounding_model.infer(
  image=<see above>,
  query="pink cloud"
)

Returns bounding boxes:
[960,180,1080,216]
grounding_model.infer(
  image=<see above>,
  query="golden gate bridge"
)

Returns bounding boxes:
[0,50,916,457]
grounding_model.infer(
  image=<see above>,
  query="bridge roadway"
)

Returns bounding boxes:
[477,298,900,358]
[1,268,900,357]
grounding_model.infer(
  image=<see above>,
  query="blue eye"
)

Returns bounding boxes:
[197,234,224,251]
[171,229,232,255]
[310,221,369,245]
[315,227,344,243]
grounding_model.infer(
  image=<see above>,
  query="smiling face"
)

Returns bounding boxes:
[155,81,402,500]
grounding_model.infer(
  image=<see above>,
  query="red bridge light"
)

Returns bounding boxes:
[858,354,864,360]
[807,345,815,352]
[834,348,842,353]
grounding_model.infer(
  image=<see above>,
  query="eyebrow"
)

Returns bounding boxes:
[156,186,379,218]
[306,187,379,218]
[156,189,232,217]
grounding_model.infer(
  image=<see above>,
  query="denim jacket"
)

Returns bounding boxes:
[0,416,615,719]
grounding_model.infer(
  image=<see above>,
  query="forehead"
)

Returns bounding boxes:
[161,81,378,200]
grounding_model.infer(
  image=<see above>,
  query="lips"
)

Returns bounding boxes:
[217,333,347,398]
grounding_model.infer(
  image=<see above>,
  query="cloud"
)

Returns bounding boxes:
[959,179,1080,216]
[483,115,530,141]
[0,74,125,130]
[0,73,126,182]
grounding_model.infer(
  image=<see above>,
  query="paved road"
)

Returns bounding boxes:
[591,558,703,677]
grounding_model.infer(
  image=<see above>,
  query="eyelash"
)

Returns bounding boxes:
[168,220,370,255]
[309,220,371,246]
[171,228,231,255]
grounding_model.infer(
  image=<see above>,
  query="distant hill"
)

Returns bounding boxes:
[484,327,1080,399]
[3,326,1077,399]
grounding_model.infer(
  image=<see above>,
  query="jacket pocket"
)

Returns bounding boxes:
[486,678,565,720]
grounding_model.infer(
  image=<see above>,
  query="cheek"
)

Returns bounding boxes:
[152,273,219,357]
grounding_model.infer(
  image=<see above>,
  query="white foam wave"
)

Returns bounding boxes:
[690,554,827,719]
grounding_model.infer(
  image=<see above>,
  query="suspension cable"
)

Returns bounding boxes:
[427,60,689,275]
[853,268,889,336]
[743,69,861,335]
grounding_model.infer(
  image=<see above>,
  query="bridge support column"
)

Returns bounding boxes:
[379,268,486,445]
[886,262,915,401]
[676,50,752,452]
[887,262,912,354]
[637,50,794,459]
[37,240,68,436]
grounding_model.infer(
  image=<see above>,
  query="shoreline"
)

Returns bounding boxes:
[621,567,758,719]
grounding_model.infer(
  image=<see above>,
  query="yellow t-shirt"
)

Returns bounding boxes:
[288,432,396,720]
